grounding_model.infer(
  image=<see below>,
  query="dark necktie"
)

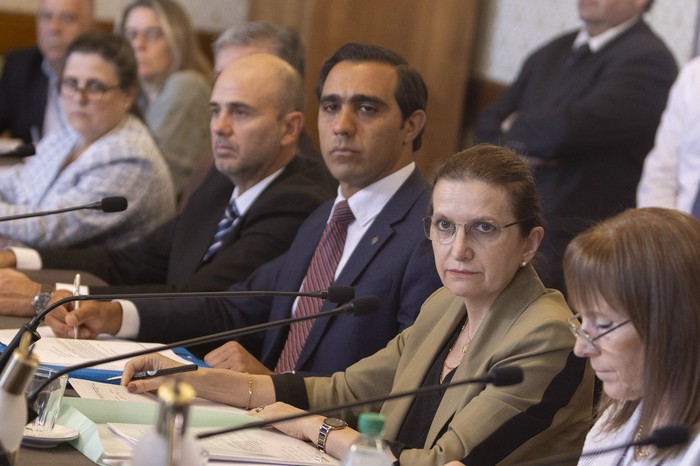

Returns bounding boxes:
[275,200,355,372]
[202,199,240,262]
[564,43,591,68]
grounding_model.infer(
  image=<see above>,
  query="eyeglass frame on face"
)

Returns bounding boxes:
[123,27,165,43]
[567,313,631,348]
[59,78,121,102]
[422,216,529,246]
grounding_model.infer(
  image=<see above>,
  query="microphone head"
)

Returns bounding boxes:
[489,366,523,387]
[648,425,690,449]
[10,142,35,158]
[345,296,380,317]
[326,286,354,304]
[100,196,128,213]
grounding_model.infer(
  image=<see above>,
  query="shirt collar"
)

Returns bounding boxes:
[231,166,286,216]
[334,162,416,227]
[573,16,640,53]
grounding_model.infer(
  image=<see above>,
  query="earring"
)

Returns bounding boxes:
[521,261,527,268]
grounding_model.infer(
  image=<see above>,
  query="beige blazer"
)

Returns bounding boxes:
[305,265,594,465]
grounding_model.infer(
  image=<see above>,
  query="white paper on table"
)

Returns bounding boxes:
[108,423,339,465]
[71,378,247,414]
[70,378,157,403]
[0,327,191,371]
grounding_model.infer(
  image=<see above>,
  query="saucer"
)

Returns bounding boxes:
[22,424,80,448]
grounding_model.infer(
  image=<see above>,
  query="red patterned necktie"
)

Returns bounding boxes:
[275,200,355,372]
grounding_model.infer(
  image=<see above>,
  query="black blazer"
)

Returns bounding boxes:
[38,156,337,294]
[0,47,48,142]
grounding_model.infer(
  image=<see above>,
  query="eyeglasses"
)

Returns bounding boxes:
[567,313,631,348]
[123,27,165,42]
[422,216,528,246]
[60,78,120,101]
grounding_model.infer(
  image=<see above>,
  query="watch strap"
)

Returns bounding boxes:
[317,417,346,452]
[32,283,54,315]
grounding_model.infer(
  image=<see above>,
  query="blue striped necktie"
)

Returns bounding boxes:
[275,200,354,372]
[203,199,240,262]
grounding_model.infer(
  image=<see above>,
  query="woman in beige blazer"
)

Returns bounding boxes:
[122,144,594,465]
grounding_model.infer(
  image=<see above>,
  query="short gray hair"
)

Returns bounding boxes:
[212,21,305,76]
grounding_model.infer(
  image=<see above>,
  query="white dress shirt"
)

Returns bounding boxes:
[637,56,700,212]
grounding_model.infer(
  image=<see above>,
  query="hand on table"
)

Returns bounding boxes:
[121,353,185,393]
[204,341,273,375]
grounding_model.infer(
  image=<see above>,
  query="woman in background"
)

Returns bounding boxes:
[565,208,700,465]
[0,30,174,248]
[116,0,211,197]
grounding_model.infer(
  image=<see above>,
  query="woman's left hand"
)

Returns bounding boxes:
[248,402,324,442]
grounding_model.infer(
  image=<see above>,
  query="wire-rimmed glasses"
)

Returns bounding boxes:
[422,216,528,246]
[567,313,631,348]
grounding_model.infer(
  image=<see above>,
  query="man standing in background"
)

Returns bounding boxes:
[475,0,677,293]
[0,0,93,142]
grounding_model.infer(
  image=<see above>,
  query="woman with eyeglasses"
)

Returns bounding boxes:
[120,144,594,465]
[563,207,700,465]
[0,30,174,248]
[116,0,211,197]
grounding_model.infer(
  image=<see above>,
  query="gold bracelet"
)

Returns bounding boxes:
[245,372,253,410]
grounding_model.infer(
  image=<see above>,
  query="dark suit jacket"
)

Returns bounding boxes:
[475,20,677,290]
[37,156,337,293]
[137,168,444,375]
[0,47,48,142]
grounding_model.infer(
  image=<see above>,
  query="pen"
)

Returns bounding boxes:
[130,363,199,381]
[72,273,81,339]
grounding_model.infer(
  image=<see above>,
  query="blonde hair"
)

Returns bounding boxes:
[116,0,211,80]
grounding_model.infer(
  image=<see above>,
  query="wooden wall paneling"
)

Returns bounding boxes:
[0,12,37,55]
[249,0,479,177]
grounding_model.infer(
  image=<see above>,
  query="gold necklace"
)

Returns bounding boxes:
[441,322,472,381]
[634,424,654,460]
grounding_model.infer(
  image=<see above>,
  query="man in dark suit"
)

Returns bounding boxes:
[0,53,335,316]
[47,43,443,376]
[0,0,93,142]
[474,0,677,293]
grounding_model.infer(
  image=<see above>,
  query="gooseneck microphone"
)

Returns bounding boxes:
[0,285,355,373]
[196,366,524,439]
[515,425,690,465]
[25,294,376,403]
[0,196,128,222]
[0,142,35,158]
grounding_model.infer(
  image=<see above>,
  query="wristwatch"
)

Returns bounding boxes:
[317,417,347,452]
[31,283,54,315]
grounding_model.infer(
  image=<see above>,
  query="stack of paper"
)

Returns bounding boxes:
[66,380,339,465]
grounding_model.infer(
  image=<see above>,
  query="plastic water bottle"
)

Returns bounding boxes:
[340,412,393,466]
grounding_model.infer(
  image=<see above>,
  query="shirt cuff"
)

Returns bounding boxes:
[10,247,42,270]
[115,300,140,338]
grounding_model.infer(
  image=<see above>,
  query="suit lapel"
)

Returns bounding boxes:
[383,294,466,439]
[424,266,545,446]
[178,168,234,275]
[294,169,429,369]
